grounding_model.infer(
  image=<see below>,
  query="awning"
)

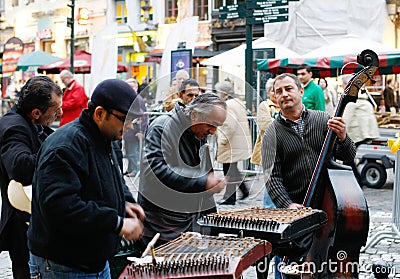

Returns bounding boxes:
[38,50,127,74]
[17,50,62,72]
[256,53,400,78]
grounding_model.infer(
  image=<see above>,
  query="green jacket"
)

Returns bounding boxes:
[302,81,325,111]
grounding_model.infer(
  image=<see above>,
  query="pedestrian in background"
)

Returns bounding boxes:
[383,78,396,114]
[215,80,252,205]
[123,78,148,177]
[27,79,145,278]
[251,78,278,209]
[59,69,88,127]
[318,77,335,116]
[297,65,325,111]
[0,76,63,279]
[163,70,190,111]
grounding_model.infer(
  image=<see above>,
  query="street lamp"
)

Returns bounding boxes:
[386,0,400,48]
[67,0,75,73]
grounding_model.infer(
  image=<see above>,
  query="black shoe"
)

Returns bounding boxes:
[239,183,249,200]
[240,191,249,200]
[219,199,236,205]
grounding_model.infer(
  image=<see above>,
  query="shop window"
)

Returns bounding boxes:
[116,0,128,24]
[165,0,178,22]
[42,40,54,54]
[194,0,209,20]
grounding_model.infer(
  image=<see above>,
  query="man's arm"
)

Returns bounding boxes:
[1,123,37,185]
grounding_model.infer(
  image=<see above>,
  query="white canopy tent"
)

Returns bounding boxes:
[302,34,400,58]
[201,37,300,67]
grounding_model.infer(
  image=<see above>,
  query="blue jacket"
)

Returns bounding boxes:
[27,109,135,273]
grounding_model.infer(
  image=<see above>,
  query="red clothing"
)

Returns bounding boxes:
[59,80,88,127]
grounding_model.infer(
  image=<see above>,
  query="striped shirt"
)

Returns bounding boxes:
[261,109,356,208]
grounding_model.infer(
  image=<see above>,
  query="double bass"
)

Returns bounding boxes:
[284,50,379,279]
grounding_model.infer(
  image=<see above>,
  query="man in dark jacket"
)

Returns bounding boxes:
[137,93,228,247]
[27,79,145,278]
[0,76,63,279]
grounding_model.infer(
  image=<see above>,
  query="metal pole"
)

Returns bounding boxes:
[68,0,75,73]
[245,0,253,112]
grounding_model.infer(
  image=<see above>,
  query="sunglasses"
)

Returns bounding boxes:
[106,109,126,123]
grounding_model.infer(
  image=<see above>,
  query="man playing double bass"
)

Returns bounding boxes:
[261,73,357,277]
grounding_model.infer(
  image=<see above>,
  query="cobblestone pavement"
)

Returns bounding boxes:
[0,170,398,278]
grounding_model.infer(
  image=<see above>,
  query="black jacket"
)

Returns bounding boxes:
[27,110,135,273]
[138,105,216,242]
[0,106,53,249]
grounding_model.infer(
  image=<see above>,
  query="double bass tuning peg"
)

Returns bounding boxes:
[357,49,379,67]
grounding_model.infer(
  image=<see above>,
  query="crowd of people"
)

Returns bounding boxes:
[0,66,394,278]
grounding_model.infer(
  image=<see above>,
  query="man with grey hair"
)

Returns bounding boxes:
[137,93,228,248]
[59,69,87,127]
[175,69,190,88]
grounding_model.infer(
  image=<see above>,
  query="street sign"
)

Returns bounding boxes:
[218,3,245,12]
[246,0,289,9]
[247,14,288,24]
[212,3,246,20]
[250,7,288,17]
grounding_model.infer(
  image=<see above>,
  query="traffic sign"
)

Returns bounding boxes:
[217,11,247,20]
[250,7,288,17]
[218,3,245,12]
[247,14,288,24]
[246,0,289,9]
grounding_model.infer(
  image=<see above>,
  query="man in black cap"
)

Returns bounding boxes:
[27,79,145,278]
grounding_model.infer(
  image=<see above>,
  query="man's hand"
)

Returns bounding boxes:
[125,202,146,221]
[205,172,227,194]
[119,217,144,241]
[288,203,304,209]
[327,117,347,142]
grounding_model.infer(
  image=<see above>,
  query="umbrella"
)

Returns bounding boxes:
[16,51,62,72]
[257,35,400,77]
[201,37,300,67]
[38,50,127,74]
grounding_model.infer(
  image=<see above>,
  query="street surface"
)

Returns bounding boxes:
[0,170,398,278]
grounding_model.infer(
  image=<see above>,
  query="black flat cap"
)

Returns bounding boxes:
[91,79,143,117]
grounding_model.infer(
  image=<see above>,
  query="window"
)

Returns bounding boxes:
[194,0,209,20]
[165,0,178,22]
[116,0,128,24]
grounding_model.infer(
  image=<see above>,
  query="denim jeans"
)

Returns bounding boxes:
[124,138,140,174]
[29,252,111,279]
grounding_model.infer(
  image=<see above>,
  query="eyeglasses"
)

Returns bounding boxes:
[106,109,126,123]
[186,93,199,98]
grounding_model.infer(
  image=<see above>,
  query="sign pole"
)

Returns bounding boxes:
[67,0,75,73]
[245,0,253,112]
